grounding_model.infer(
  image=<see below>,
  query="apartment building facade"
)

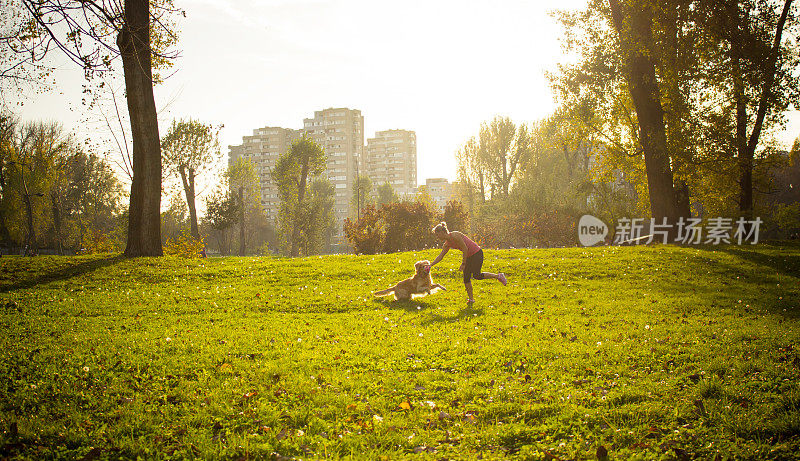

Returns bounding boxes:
[365,129,417,198]
[420,177,455,209]
[228,126,303,219]
[302,108,365,236]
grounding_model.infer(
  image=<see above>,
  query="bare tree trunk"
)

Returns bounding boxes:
[23,192,35,255]
[120,0,163,257]
[609,0,679,224]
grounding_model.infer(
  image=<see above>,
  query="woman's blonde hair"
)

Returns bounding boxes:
[432,221,448,234]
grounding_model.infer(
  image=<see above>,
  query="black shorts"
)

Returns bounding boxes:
[463,249,485,283]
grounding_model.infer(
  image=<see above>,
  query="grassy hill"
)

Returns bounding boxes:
[1,243,799,459]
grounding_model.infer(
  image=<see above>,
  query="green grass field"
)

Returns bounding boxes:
[1,243,799,460]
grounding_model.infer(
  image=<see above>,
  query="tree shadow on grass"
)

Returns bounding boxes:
[0,255,126,293]
[715,242,800,280]
[647,244,800,318]
[421,303,485,325]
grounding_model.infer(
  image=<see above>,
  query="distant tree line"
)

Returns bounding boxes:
[0,114,124,255]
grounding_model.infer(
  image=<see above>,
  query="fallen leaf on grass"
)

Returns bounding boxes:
[397,400,413,411]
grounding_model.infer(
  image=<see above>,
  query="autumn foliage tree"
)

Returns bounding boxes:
[271,136,328,257]
[161,119,220,240]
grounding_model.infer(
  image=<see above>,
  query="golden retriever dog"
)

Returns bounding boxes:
[374,260,446,301]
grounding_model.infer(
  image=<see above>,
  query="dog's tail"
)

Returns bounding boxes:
[373,287,395,297]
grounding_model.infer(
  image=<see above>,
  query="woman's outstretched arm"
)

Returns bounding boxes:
[430,246,449,266]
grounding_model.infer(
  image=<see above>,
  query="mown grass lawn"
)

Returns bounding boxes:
[0,242,799,460]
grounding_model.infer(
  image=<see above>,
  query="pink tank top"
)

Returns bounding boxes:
[445,233,481,257]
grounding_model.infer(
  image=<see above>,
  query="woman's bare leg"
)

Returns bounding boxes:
[465,281,474,302]
[480,272,507,285]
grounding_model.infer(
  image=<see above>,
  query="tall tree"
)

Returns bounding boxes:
[3,0,181,256]
[227,158,260,256]
[456,136,486,207]
[203,187,240,256]
[300,178,336,255]
[479,116,517,198]
[161,119,220,240]
[716,0,797,218]
[271,136,326,257]
[608,0,680,223]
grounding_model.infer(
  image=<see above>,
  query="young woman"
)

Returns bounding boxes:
[429,222,506,303]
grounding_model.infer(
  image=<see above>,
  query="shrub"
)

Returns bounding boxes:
[344,200,438,254]
[164,229,205,258]
[80,228,120,254]
[344,205,385,254]
[382,200,437,253]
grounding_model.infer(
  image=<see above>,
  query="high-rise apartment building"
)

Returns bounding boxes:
[228,126,302,219]
[228,108,417,249]
[420,177,454,209]
[365,129,417,197]
[302,108,365,236]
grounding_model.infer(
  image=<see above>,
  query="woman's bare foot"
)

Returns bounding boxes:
[498,273,507,286]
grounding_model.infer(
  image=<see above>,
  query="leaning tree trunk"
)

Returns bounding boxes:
[179,166,200,239]
[119,0,163,257]
[738,0,793,219]
[609,0,679,225]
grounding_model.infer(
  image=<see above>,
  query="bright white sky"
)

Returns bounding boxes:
[12,0,800,192]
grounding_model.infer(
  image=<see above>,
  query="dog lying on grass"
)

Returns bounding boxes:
[374,260,446,301]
